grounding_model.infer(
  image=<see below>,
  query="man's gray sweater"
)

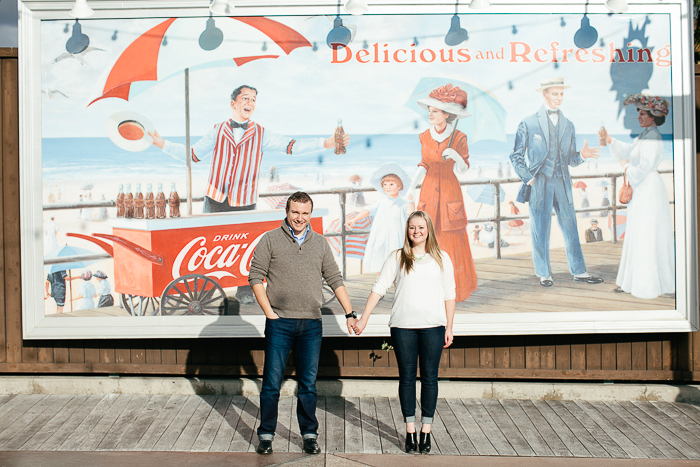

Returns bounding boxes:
[248,221,344,319]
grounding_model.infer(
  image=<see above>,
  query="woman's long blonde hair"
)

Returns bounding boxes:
[399,211,443,274]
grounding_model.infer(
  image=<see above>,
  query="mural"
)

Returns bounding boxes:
[25,7,696,338]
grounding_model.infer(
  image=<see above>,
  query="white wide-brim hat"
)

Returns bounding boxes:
[106,111,155,152]
[417,97,472,117]
[369,163,411,196]
[535,77,572,92]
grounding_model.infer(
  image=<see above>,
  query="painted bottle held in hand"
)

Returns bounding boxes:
[145,183,156,220]
[169,182,181,218]
[124,183,134,219]
[598,123,607,147]
[155,183,167,219]
[134,183,145,219]
[116,184,125,218]
[334,119,346,155]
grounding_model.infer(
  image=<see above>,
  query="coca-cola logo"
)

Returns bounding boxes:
[171,232,265,281]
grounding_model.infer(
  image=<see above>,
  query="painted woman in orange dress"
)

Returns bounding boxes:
[406,84,477,302]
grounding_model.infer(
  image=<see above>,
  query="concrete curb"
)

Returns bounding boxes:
[0,376,699,402]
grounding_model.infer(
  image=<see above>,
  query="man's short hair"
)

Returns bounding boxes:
[286,191,313,212]
[231,85,257,101]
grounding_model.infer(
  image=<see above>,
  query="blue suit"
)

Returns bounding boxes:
[509,105,586,278]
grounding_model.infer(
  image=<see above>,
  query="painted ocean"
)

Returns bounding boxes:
[42,133,674,184]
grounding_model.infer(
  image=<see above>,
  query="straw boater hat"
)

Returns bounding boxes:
[369,162,411,196]
[417,84,472,117]
[106,111,155,152]
[535,78,572,92]
[622,93,670,117]
[94,270,108,279]
[590,219,599,225]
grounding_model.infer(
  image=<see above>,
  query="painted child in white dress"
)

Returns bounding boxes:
[347,163,413,272]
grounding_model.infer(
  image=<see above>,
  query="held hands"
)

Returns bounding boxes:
[148,130,165,149]
[352,316,367,335]
[580,139,601,159]
[346,317,358,335]
[324,134,350,149]
[444,328,454,348]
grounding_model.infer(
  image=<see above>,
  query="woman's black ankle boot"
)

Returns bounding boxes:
[419,432,431,454]
[405,432,417,453]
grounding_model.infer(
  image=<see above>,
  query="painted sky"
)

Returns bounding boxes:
[40,13,673,139]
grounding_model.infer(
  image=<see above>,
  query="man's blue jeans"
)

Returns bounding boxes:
[391,326,445,424]
[258,317,323,440]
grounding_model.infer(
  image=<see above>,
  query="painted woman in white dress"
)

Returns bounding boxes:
[599,94,674,299]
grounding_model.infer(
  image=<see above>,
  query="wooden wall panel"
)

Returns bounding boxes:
[0,49,697,382]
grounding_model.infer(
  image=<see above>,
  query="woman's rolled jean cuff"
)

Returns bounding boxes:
[302,434,318,440]
[404,415,416,423]
[258,434,274,441]
[421,416,434,425]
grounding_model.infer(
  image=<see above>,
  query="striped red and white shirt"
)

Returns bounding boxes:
[162,120,325,207]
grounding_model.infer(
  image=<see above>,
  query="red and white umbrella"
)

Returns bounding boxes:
[608,212,626,240]
[325,211,373,260]
[264,183,302,210]
[89,17,311,106]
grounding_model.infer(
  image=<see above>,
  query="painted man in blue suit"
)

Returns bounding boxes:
[510,78,604,287]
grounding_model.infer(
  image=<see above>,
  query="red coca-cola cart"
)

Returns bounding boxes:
[68,210,327,316]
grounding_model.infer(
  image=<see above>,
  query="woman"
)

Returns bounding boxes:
[353,211,455,454]
[599,94,674,299]
[406,84,477,301]
[94,270,114,308]
[507,201,524,234]
[76,270,95,310]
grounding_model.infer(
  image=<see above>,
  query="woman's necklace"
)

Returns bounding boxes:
[413,252,427,261]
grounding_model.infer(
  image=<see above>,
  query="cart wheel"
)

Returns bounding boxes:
[120,294,160,316]
[160,274,228,316]
[322,279,337,306]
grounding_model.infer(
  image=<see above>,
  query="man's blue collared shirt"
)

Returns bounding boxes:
[286,220,309,245]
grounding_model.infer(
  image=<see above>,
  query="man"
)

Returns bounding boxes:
[45,270,68,314]
[150,85,349,304]
[585,219,604,243]
[509,78,604,287]
[249,192,357,456]
[150,85,349,213]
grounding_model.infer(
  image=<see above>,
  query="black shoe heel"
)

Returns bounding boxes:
[405,432,417,453]
[419,432,431,454]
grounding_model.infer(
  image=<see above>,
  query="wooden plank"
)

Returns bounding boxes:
[0,395,73,450]
[76,394,133,451]
[559,400,627,458]
[21,346,37,364]
[272,395,293,453]
[359,397,382,454]
[445,399,496,456]
[0,395,48,435]
[435,398,477,456]
[0,58,8,365]
[461,399,516,456]
[2,58,20,364]
[373,397,402,454]
[428,399,459,455]
[605,402,684,459]
[172,395,218,451]
[97,394,151,450]
[344,397,363,453]
[629,402,700,456]
[0,395,24,421]
[480,398,535,456]
[154,395,208,451]
[19,395,89,451]
[519,400,576,457]
[617,342,632,370]
[510,336,525,369]
[325,396,344,454]
[647,340,663,371]
[631,342,647,370]
[573,401,648,458]
[228,396,259,452]
[617,401,700,459]
[134,395,189,451]
[69,347,85,364]
[500,399,554,456]
[191,395,233,452]
[209,396,245,452]
[115,395,170,451]
[570,335,586,370]
[664,402,700,428]
[586,340,602,370]
[39,395,104,451]
[602,342,617,370]
[650,402,700,442]
[555,335,571,370]
[543,400,609,457]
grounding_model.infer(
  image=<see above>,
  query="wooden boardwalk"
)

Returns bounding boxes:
[0,395,698,458]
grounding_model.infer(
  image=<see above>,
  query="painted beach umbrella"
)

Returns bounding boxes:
[264,183,302,210]
[404,77,507,144]
[44,244,103,273]
[573,181,587,189]
[466,184,506,205]
[89,17,312,106]
[607,212,626,240]
[325,211,373,260]
[596,179,611,186]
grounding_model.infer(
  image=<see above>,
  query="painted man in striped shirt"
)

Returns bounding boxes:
[150,85,349,213]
